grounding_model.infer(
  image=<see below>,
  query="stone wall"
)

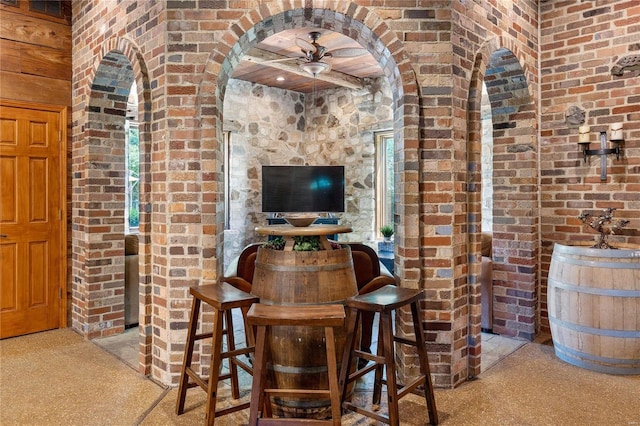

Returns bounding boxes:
[222,78,393,270]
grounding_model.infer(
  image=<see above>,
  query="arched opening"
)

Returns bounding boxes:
[193,4,424,386]
[73,45,152,376]
[467,45,539,376]
[221,30,394,272]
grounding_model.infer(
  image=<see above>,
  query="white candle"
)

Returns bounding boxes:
[578,125,590,143]
[610,123,623,140]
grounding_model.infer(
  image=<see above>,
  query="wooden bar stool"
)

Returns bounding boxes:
[338,285,438,425]
[246,303,345,426]
[176,282,259,425]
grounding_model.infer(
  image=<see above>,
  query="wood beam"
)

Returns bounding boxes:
[243,48,364,91]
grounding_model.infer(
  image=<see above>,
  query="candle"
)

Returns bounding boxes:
[578,125,590,143]
[610,123,623,140]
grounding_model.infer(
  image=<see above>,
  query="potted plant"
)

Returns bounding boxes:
[380,224,394,242]
[378,224,394,253]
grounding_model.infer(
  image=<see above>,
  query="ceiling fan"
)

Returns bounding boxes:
[270,31,368,77]
[297,31,367,76]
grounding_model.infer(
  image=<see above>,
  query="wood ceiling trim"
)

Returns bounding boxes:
[243,48,364,91]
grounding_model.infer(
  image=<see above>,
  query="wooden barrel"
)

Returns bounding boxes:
[251,246,358,418]
[547,243,640,375]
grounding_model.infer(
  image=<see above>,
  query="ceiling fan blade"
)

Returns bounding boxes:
[295,37,316,53]
[262,57,302,63]
[326,47,368,58]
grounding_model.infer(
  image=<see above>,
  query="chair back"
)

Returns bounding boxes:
[236,243,261,283]
[345,243,382,287]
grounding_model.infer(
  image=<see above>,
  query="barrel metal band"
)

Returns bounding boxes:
[257,261,352,272]
[549,315,640,338]
[552,340,640,375]
[548,277,640,297]
[269,363,328,374]
[553,243,640,260]
[552,253,640,269]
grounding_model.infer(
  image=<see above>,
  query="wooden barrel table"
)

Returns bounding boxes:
[548,242,640,375]
[252,224,358,419]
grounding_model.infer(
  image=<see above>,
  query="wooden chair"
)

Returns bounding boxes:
[338,285,438,425]
[246,303,345,426]
[175,282,259,425]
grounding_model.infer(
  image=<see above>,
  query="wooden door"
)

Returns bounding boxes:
[1,104,64,339]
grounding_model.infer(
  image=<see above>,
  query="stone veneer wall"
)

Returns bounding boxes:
[539,0,640,333]
[222,78,393,270]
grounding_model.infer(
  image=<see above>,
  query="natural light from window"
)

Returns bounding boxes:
[375,130,394,239]
[125,82,139,234]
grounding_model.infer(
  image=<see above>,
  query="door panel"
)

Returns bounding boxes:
[1,243,17,311]
[0,105,62,338]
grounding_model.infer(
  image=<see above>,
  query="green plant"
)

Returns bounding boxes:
[262,236,322,251]
[380,224,394,239]
[292,236,321,251]
[263,237,286,250]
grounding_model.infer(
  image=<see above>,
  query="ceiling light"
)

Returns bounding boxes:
[276,76,285,81]
[300,61,329,77]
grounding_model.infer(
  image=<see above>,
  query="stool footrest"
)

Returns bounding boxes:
[215,401,251,417]
[394,335,417,346]
[194,331,214,341]
[256,419,335,425]
[342,402,388,424]
[397,376,426,400]
[185,367,209,391]
[264,389,331,398]
[221,346,254,359]
[347,362,377,382]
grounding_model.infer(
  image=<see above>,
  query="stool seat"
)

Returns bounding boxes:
[347,284,424,312]
[191,282,259,309]
[247,303,346,327]
[176,282,259,425]
[247,303,345,426]
[339,285,438,425]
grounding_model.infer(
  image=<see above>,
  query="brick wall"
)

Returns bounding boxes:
[67,0,612,390]
[71,0,162,377]
[539,0,640,333]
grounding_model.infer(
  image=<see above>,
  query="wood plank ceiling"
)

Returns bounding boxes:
[231,28,384,93]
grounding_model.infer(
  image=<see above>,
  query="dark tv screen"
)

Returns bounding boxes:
[262,166,345,213]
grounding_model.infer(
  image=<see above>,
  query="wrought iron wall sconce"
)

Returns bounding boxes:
[578,123,624,181]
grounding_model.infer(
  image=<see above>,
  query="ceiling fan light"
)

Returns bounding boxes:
[300,61,329,77]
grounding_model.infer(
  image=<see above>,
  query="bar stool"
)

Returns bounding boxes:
[176,282,259,425]
[246,303,345,426]
[338,285,438,425]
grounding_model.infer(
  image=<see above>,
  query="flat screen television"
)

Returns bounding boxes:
[261,165,345,213]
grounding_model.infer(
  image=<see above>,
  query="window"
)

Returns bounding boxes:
[125,121,139,233]
[125,83,139,234]
[375,130,394,238]
[223,131,230,229]
[30,0,62,17]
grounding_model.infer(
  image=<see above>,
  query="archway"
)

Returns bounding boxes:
[467,42,539,376]
[194,3,423,384]
[72,40,152,375]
